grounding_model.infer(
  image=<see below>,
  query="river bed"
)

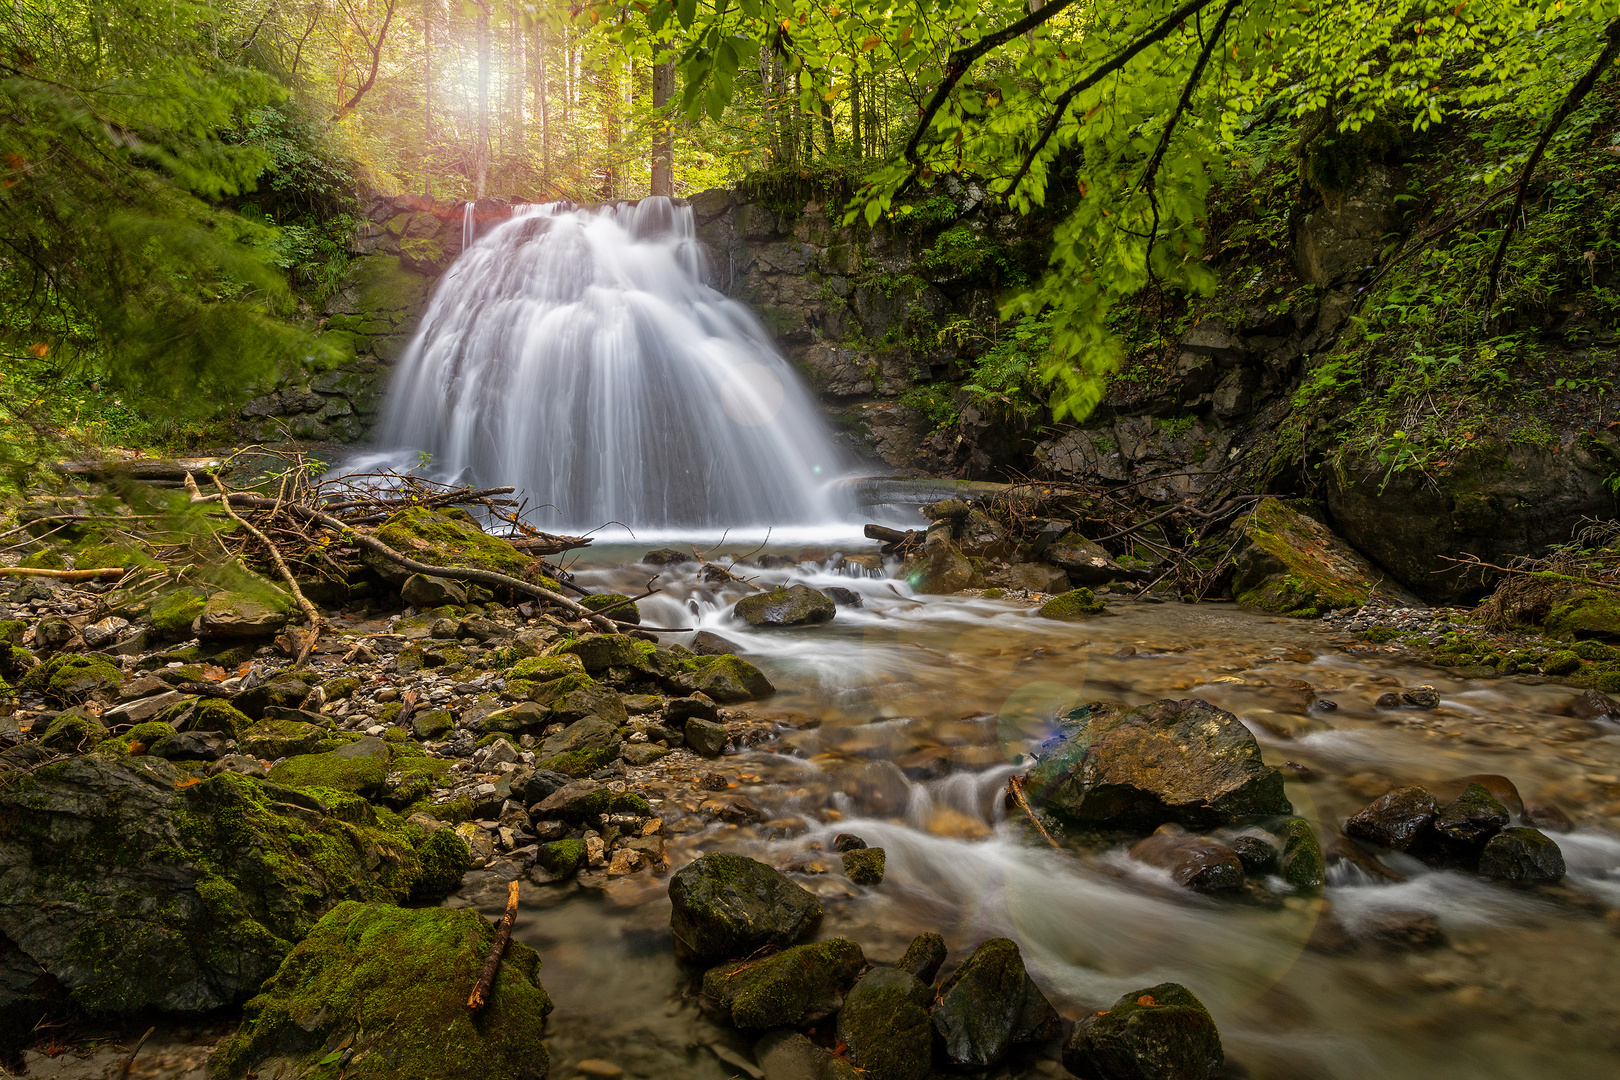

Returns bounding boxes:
[499,550,1620,1080]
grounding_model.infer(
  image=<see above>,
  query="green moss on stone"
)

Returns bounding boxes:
[410,828,471,899]
[1038,588,1106,621]
[210,901,552,1080]
[702,938,867,1029]
[375,506,532,580]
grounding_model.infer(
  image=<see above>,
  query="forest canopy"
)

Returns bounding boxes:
[3,0,1619,444]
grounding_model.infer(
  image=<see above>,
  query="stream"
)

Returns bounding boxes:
[478,541,1620,1080]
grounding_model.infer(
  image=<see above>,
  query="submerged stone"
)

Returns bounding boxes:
[733,584,836,627]
[1128,830,1244,892]
[1344,786,1438,851]
[1479,827,1566,884]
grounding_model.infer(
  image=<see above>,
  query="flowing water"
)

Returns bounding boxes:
[356,197,1620,1077]
[451,549,1620,1080]
[355,198,851,532]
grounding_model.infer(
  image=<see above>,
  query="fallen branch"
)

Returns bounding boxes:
[119,1024,155,1080]
[0,566,125,581]
[468,879,520,1012]
[1006,775,1061,850]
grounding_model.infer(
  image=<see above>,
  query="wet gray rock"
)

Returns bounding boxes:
[666,694,720,724]
[401,573,467,607]
[754,1030,860,1080]
[819,586,864,607]
[1128,829,1244,892]
[1062,981,1223,1080]
[1046,532,1125,585]
[733,584,836,627]
[1344,786,1438,850]
[684,717,729,758]
[149,730,236,762]
[838,966,933,1080]
[194,591,290,639]
[930,938,1060,1069]
[1479,827,1566,884]
[689,630,743,656]
[1025,698,1292,830]
[668,853,822,963]
[1227,834,1279,876]
[1424,782,1510,861]
[643,548,697,565]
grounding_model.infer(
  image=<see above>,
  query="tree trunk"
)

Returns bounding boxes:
[509,0,524,155]
[475,0,490,197]
[760,44,779,163]
[650,59,674,196]
[423,0,433,194]
[850,71,861,162]
[535,21,549,176]
[821,96,834,159]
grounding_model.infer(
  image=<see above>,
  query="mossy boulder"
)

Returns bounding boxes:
[196,589,293,640]
[411,709,454,740]
[368,506,533,584]
[1230,497,1416,616]
[1062,982,1223,1080]
[1025,699,1292,831]
[732,585,836,627]
[537,716,622,767]
[839,966,934,1080]
[239,719,331,760]
[1478,826,1566,884]
[529,671,627,725]
[184,698,251,741]
[556,634,652,674]
[531,780,651,822]
[211,901,552,1080]
[1543,589,1620,641]
[502,654,587,699]
[97,720,176,756]
[702,938,866,1029]
[691,655,775,703]
[39,709,107,753]
[269,737,394,797]
[0,758,436,1016]
[842,847,886,885]
[21,655,123,705]
[535,838,588,879]
[321,677,361,702]
[149,588,208,639]
[1277,818,1325,890]
[579,593,640,624]
[1038,588,1107,621]
[410,828,472,899]
[668,853,823,964]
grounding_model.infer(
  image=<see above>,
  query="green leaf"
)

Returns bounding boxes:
[676,0,696,29]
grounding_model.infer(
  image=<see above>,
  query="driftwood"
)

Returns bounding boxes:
[864,523,923,557]
[0,566,125,581]
[508,533,594,557]
[468,879,520,1012]
[1006,775,1061,850]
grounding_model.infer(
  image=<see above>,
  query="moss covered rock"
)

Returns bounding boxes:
[150,588,208,639]
[239,718,331,759]
[410,827,472,899]
[502,654,587,699]
[0,758,436,1016]
[21,654,123,705]
[842,847,886,885]
[1062,982,1223,1080]
[212,901,552,1080]
[368,506,533,584]
[1478,826,1566,884]
[838,966,934,1080]
[39,709,107,753]
[196,589,292,640]
[1038,588,1107,621]
[1230,497,1416,616]
[1544,589,1620,641]
[269,737,393,796]
[702,937,866,1029]
[691,655,775,703]
[530,672,627,725]
[579,593,640,624]
[535,838,587,879]
[411,709,454,740]
[668,852,822,964]
[732,585,836,627]
[1277,818,1325,890]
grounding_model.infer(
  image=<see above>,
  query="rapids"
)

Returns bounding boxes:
[461,550,1620,1080]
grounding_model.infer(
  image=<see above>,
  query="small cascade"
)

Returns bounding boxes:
[369,197,851,532]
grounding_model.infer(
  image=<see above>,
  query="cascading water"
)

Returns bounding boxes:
[365,196,851,532]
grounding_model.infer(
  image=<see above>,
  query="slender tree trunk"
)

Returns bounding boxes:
[475,0,490,197]
[509,0,524,155]
[535,21,549,177]
[760,44,778,164]
[423,0,433,193]
[651,58,675,196]
[821,97,834,159]
[602,54,619,199]
[850,71,861,162]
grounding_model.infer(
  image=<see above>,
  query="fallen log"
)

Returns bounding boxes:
[863,524,917,545]
[0,566,125,581]
[468,879,520,1012]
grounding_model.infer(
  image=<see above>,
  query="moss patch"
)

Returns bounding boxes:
[211,901,552,1080]
[374,506,533,581]
[1231,498,1397,616]
[1038,588,1107,621]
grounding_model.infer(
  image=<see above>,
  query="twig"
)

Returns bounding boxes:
[119,1025,155,1079]
[0,566,124,581]
[207,475,326,668]
[468,879,520,1012]
[1007,775,1061,850]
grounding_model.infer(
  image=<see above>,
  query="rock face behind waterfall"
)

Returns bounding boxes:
[1025,698,1292,830]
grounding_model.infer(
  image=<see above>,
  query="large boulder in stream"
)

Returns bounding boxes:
[702,938,866,1029]
[1063,982,1224,1080]
[0,755,437,1017]
[668,853,822,963]
[733,584,836,627]
[212,901,553,1080]
[931,938,1060,1068]
[838,966,934,1080]
[1025,699,1292,831]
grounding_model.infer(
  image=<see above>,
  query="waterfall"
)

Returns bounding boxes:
[369,197,851,532]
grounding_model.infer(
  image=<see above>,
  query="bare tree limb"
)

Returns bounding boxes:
[1482,16,1620,322]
